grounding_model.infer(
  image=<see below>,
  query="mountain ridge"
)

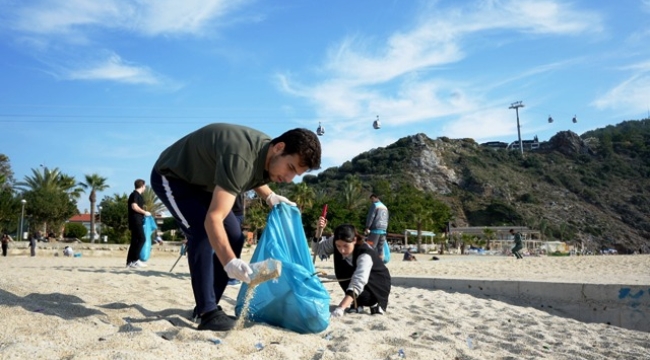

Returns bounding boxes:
[308,119,650,253]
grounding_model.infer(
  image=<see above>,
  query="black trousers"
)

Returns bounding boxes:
[1,243,7,256]
[150,168,244,316]
[126,222,146,265]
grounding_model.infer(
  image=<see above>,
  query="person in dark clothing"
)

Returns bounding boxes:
[315,219,391,317]
[403,249,417,261]
[510,229,524,259]
[150,124,321,331]
[2,233,14,257]
[126,179,150,267]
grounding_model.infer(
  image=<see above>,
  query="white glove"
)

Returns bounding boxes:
[265,192,296,207]
[331,307,345,318]
[144,211,152,217]
[224,258,253,283]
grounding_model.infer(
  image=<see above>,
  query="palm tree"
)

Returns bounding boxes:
[16,166,82,235]
[410,203,432,253]
[483,227,495,250]
[79,174,109,243]
[460,233,473,255]
[291,182,315,212]
[142,187,166,216]
[245,196,268,244]
[340,175,365,211]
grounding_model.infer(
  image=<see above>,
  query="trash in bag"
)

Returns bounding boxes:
[235,203,330,334]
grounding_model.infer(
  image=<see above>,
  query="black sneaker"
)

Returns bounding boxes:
[345,306,364,314]
[370,304,384,315]
[192,305,237,323]
[197,306,236,331]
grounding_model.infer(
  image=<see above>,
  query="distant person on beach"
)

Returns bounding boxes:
[403,249,417,261]
[28,232,37,256]
[63,246,74,257]
[151,123,321,331]
[2,233,14,257]
[510,229,523,259]
[315,219,391,317]
[364,194,389,260]
[126,179,150,268]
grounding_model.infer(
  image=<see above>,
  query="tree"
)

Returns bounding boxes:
[0,155,18,234]
[79,173,109,243]
[142,187,166,216]
[291,182,315,213]
[22,187,77,237]
[483,227,495,250]
[245,196,268,243]
[339,175,366,212]
[0,188,19,234]
[98,194,130,244]
[0,154,15,191]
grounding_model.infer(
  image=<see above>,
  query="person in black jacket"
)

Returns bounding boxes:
[315,219,391,317]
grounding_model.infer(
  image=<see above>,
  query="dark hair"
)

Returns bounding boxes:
[134,179,145,189]
[509,229,514,233]
[333,224,364,245]
[370,193,378,199]
[271,128,321,170]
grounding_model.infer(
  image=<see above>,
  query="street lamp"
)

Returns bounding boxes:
[20,199,26,240]
[98,205,103,242]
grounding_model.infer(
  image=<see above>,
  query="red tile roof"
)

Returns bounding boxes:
[69,214,93,222]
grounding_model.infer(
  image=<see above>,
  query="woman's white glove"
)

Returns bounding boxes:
[265,192,296,207]
[331,307,345,318]
[224,258,253,283]
[144,211,152,217]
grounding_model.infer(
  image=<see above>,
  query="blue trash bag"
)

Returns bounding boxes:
[140,216,157,262]
[383,240,391,264]
[235,203,330,334]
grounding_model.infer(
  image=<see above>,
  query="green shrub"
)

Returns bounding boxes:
[64,222,88,239]
[549,251,570,256]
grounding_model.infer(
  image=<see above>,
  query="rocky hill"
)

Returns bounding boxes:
[308,119,650,253]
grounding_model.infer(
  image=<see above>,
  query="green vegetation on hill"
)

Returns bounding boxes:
[295,118,650,253]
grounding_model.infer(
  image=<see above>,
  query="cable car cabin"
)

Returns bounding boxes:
[316,123,325,136]
[373,115,381,129]
[572,115,577,123]
[548,116,553,123]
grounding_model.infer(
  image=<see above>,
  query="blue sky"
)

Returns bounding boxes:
[2,0,650,213]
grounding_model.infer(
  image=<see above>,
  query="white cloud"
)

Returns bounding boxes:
[278,0,602,139]
[642,0,650,13]
[9,0,250,37]
[443,107,516,141]
[3,0,251,87]
[63,53,163,85]
[592,74,650,114]
[320,134,398,168]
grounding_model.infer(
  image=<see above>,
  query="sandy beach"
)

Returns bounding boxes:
[1,246,649,359]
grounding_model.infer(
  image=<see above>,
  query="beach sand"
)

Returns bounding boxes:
[1,247,649,359]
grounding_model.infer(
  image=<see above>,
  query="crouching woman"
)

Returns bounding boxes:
[315,220,391,317]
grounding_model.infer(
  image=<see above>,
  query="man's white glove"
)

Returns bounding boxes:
[224,258,253,283]
[144,211,152,217]
[265,192,296,207]
[331,307,345,318]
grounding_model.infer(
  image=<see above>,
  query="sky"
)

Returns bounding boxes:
[1,0,650,213]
